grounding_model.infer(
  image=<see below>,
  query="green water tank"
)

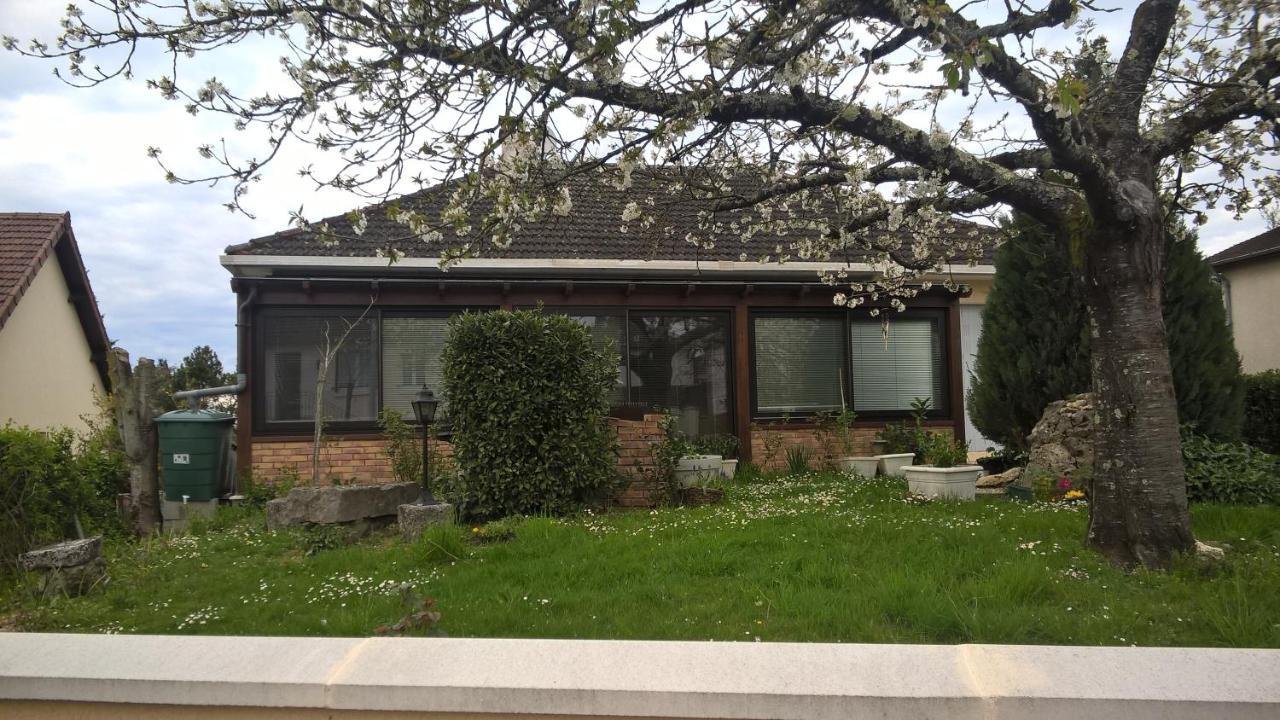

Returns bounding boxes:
[155,409,236,502]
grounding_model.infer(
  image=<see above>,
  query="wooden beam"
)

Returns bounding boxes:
[684,283,697,298]
[740,284,755,299]
[563,280,574,298]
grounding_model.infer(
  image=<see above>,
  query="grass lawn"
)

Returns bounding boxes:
[5,472,1280,646]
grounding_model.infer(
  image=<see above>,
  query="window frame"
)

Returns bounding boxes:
[537,306,737,431]
[253,306,385,434]
[253,305,495,435]
[748,307,951,421]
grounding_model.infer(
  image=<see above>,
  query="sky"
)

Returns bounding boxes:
[0,1,1270,371]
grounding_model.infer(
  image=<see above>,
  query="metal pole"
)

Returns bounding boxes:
[421,421,435,504]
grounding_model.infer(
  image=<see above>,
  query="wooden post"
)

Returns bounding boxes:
[106,348,163,536]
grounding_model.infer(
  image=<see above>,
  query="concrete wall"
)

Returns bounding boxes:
[2,634,1279,720]
[1221,255,1280,373]
[0,255,104,431]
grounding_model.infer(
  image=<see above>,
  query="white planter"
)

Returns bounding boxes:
[837,457,880,478]
[720,459,738,479]
[902,465,983,501]
[675,455,722,488]
[875,453,916,476]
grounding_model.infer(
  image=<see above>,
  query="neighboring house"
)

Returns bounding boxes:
[0,213,111,430]
[220,169,997,488]
[1208,227,1280,373]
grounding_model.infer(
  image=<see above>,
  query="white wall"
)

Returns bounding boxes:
[0,255,104,431]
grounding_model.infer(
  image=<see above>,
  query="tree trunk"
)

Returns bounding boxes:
[106,348,163,536]
[1080,175,1195,569]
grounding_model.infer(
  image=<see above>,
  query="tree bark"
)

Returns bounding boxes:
[1080,167,1195,568]
[106,348,163,536]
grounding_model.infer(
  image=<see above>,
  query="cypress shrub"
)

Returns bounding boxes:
[967,216,1091,450]
[968,216,1244,448]
[441,308,620,519]
[1244,370,1280,453]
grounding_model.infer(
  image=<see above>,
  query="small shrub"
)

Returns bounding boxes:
[378,407,422,485]
[637,413,686,505]
[754,420,788,469]
[443,308,620,519]
[418,524,469,564]
[694,433,739,460]
[1243,371,1280,454]
[784,446,813,474]
[734,461,764,483]
[813,409,857,467]
[921,433,968,467]
[1182,431,1280,505]
[241,469,297,507]
[298,523,347,555]
[468,515,524,544]
[0,423,127,570]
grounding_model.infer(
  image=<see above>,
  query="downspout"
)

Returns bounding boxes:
[174,286,259,410]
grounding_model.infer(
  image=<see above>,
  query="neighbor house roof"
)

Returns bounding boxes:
[0,212,111,388]
[225,167,1000,268]
[1207,227,1280,269]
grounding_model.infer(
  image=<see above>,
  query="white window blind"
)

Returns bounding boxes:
[382,316,451,420]
[753,316,846,415]
[261,314,378,423]
[567,313,627,405]
[850,318,945,412]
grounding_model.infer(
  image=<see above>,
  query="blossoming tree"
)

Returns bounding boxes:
[9,0,1278,568]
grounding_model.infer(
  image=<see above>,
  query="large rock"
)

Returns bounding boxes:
[977,467,1021,489]
[19,537,102,570]
[266,482,421,530]
[1019,393,1094,488]
[19,537,106,598]
[398,503,454,542]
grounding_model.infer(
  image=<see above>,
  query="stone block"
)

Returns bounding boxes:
[266,482,421,530]
[19,537,102,570]
[398,503,454,542]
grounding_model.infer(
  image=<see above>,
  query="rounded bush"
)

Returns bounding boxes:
[441,308,619,518]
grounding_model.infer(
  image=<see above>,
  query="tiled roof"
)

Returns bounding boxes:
[0,212,111,388]
[0,213,67,329]
[226,167,999,265]
[1207,227,1280,268]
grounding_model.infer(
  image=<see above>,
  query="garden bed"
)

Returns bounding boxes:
[5,473,1280,646]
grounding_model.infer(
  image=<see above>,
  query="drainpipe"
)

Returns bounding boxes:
[173,286,258,410]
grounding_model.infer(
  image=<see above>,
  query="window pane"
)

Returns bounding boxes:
[382,316,452,420]
[564,313,626,406]
[262,314,378,423]
[850,317,946,412]
[753,316,846,415]
[628,313,731,437]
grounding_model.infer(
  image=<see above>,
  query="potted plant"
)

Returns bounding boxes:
[818,410,879,477]
[695,433,740,479]
[671,433,722,488]
[874,422,917,476]
[902,433,981,500]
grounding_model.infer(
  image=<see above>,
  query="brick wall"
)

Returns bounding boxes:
[749,424,954,472]
[251,436,453,485]
[609,414,668,507]
[250,415,667,506]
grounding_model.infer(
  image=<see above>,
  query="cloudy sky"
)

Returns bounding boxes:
[0,1,1270,371]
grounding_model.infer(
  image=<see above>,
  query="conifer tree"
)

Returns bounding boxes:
[969,218,1243,449]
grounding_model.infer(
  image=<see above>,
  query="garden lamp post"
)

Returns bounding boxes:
[411,386,439,505]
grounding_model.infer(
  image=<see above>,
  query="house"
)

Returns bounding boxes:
[1208,227,1280,373]
[220,169,998,496]
[0,212,111,430]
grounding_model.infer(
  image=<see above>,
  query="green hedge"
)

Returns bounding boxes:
[1244,371,1280,454]
[1182,431,1280,505]
[441,308,620,519]
[0,425,128,569]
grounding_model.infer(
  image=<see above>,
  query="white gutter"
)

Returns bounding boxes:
[220,254,996,279]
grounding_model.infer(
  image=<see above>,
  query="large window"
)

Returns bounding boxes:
[849,316,946,412]
[753,315,847,415]
[382,314,451,420]
[260,311,379,425]
[628,313,732,438]
[750,310,948,418]
[564,312,627,406]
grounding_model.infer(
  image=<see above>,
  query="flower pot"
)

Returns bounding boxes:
[902,465,982,501]
[675,455,722,488]
[837,456,880,478]
[875,453,915,476]
[720,458,738,479]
